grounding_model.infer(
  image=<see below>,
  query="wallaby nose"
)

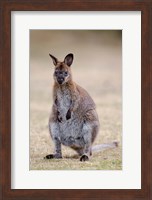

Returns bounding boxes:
[57,77,64,84]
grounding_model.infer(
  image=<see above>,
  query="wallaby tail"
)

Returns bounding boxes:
[92,141,118,152]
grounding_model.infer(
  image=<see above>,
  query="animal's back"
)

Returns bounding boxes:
[75,83,96,113]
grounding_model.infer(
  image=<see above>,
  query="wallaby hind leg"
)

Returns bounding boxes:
[44,122,62,159]
[79,110,99,161]
[80,144,92,161]
[79,122,96,162]
[45,138,62,159]
[71,146,92,158]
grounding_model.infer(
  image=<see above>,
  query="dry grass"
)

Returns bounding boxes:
[30,30,122,170]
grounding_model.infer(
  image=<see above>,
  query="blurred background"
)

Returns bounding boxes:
[30,30,122,170]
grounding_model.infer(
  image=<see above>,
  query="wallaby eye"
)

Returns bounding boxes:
[54,71,58,75]
[64,71,68,76]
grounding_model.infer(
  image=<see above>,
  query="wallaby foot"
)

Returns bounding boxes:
[80,154,89,162]
[44,154,62,159]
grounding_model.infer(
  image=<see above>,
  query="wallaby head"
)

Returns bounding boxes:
[49,53,73,85]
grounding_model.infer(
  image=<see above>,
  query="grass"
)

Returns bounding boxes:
[30,147,122,170]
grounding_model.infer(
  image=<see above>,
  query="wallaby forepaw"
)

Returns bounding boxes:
[66,109,71,120]
[44,154,62,159]
[57,116,62,122]
[80,154,89,162]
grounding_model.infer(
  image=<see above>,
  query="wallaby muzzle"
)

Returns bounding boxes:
[57,77,65,85]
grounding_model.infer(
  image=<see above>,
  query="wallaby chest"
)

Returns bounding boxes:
[56,87,71,120]
[55,86,84,147]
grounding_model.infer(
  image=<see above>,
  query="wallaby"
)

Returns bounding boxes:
[45,53,118,162]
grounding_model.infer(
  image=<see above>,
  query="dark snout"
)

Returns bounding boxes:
[57,77,65,85]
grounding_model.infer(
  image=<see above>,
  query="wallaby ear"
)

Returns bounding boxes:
[64,53,73,67]
[49,54,58,66]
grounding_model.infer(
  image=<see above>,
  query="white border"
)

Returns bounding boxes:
[11,11,141,189]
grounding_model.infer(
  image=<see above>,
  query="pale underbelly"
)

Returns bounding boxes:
[58,117,85,147]
[56,96,85,147]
